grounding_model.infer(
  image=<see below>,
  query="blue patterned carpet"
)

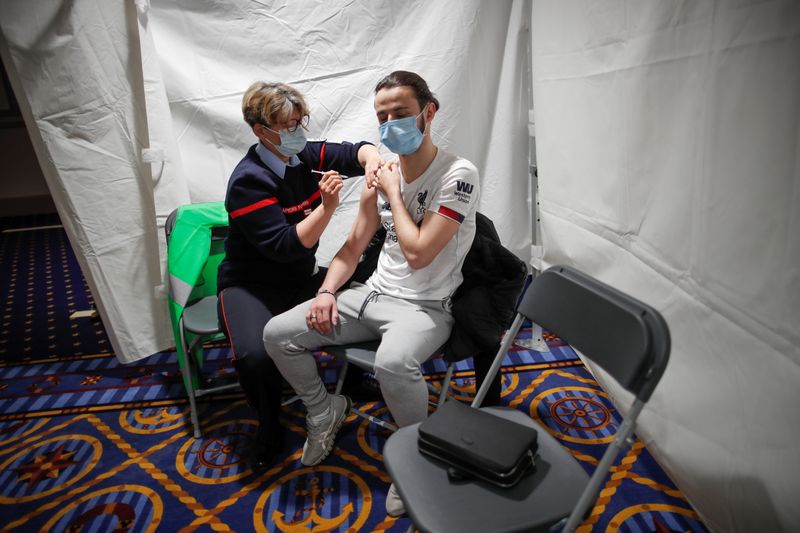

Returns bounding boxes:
[0,215,707,532]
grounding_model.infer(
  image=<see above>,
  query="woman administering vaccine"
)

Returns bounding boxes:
[217,81,383,471]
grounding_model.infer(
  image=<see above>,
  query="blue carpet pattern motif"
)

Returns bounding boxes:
[0,216,708,532]
[0,215,111,363]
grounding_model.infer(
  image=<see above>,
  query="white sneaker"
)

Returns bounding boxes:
[385,483,406,517]
[301,395,352,466]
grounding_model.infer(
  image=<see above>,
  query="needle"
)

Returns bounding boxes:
[311,169,350,179]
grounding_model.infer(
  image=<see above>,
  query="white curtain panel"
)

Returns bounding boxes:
[0,0,531,362]
[0,1,190,362]
[531,1,800,531]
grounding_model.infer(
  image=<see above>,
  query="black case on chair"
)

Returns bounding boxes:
[417,400,538,488]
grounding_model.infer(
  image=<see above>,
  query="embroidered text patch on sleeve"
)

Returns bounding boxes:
[282,190,321,214]
[437,205,465,223]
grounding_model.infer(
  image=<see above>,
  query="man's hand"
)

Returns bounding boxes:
[364,155,385,190]
[306,291,338,334]
[375,161,401,195]
[318,171,344,209]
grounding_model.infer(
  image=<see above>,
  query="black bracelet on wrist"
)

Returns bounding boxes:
[317,289,335,297]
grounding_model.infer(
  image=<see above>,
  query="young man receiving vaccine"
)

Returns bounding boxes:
[263,71,480,516]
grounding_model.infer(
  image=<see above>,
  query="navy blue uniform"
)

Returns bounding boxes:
[217,140,369,456]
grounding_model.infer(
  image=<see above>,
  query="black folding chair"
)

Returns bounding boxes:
[383,264,671,532]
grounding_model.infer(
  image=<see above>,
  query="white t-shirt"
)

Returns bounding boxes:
[366,149,480,300]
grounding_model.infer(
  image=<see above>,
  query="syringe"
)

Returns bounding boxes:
[311,169,350,179]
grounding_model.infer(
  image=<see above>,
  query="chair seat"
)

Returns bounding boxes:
[183,296,221,335]
[383,406,590,533]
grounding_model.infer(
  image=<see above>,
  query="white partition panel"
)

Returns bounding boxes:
[532,2,800,530]
[0,0,191,362]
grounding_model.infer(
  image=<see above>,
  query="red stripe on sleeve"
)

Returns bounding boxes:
[318,143,326,171]
[229,197,279,219]
[437,205,465,223]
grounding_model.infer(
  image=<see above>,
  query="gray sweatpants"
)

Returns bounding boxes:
[263,282,454,427]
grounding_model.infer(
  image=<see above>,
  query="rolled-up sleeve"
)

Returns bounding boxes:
[306,140,372,177]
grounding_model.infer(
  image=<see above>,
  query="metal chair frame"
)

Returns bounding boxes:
[166,208,239,439]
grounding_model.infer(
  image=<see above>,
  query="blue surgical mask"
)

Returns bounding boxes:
[266,125,307,157]
[379,109,426,155]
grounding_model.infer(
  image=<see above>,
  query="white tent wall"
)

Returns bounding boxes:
[0,0,191,364]
[531,1,799,531]
[0,0,530,363]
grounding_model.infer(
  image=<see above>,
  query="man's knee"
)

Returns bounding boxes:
[262,318,286,356]
[373,349,421,381]
[263,314,305,357]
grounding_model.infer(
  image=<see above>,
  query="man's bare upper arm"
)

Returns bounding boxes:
[408,210,461,268]
[340,183,381,260]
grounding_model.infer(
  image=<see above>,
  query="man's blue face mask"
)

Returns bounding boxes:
[379,107,427,156]
[265,124,307,157]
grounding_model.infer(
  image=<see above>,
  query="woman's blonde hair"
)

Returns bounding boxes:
[241,81,309,127]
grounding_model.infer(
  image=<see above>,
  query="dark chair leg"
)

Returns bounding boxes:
[473,349,503,406]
